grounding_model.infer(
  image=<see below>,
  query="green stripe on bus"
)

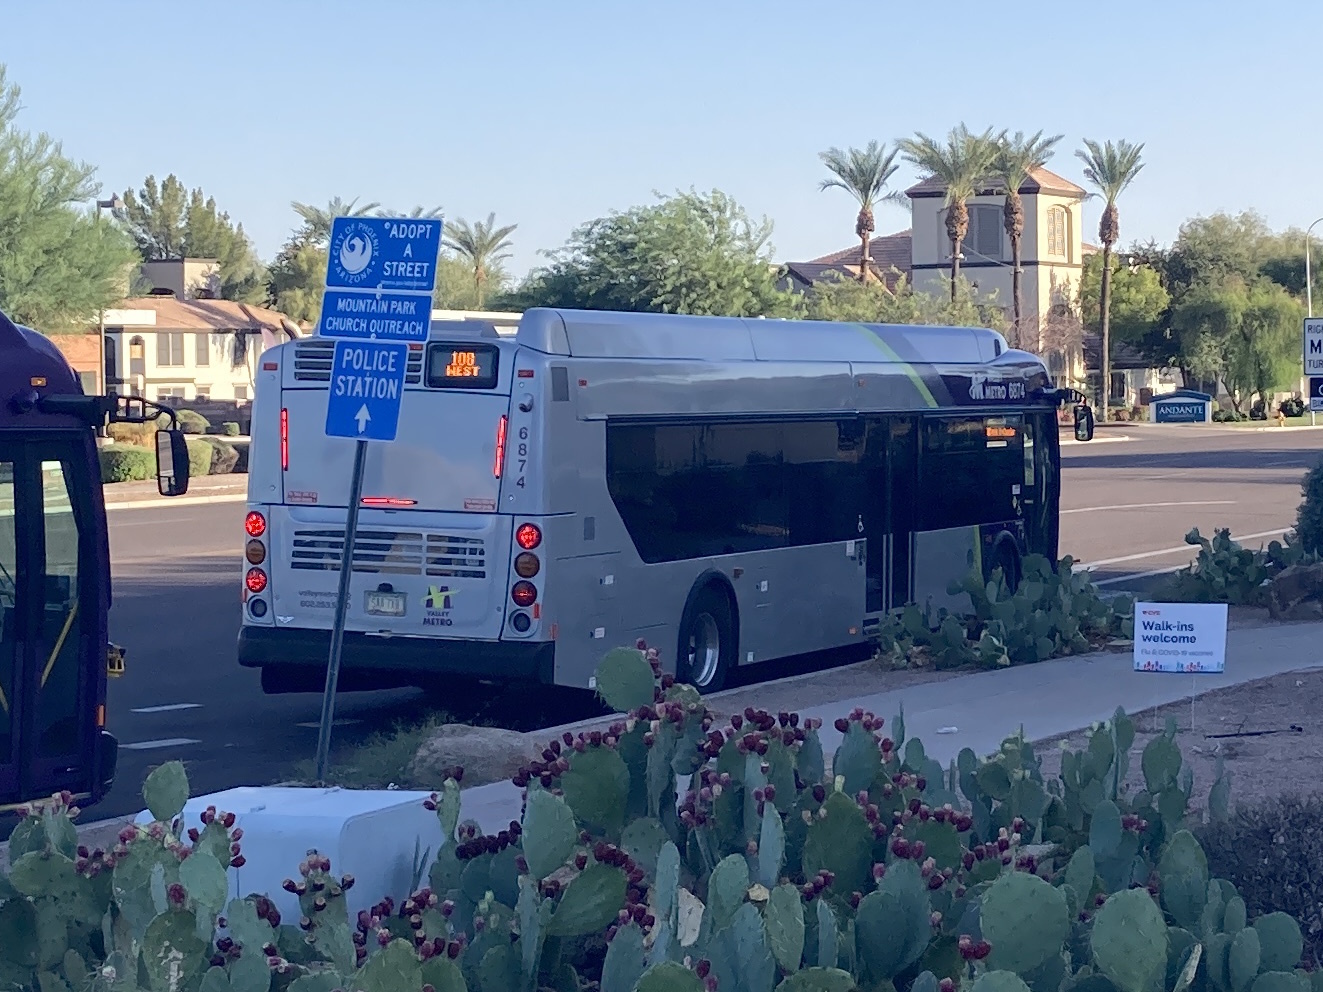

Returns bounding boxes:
[852,325,940,409]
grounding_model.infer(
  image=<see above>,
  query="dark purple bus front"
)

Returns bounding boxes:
[0,309,188,811]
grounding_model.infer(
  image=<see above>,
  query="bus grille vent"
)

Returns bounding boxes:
[289,528,485,577]
[293,339,423,384]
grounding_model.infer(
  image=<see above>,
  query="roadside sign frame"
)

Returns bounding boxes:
[313,214,443,781]
[1305,317,1323,376]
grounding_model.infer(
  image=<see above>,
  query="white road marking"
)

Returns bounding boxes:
[1094,565,1188,587]
[131,703,201,713]
[1080,528,1290,570]
[296,719,363,729]
[121,738,201,751]
[1061,500,1235,515]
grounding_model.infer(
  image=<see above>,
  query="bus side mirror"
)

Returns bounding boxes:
[1074,405,1095,442]
[155,429,191,497]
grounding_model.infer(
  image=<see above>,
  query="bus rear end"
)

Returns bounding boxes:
[237,322,555,693]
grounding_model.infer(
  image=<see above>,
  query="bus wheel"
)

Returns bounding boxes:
[677,583,734,693]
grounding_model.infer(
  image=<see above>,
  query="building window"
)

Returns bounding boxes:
[194,391,210,402]
[195,332,211,366]
[1047,207,1070,260]
[156,388,185,402]
[156,332,185,368]
[234,385,249,401]
[949,205,1003,262]
[129,336,146,381]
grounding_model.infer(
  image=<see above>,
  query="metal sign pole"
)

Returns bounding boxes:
[314,437,368,782]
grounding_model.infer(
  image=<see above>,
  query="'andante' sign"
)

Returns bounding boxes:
[1133,602,1228,673]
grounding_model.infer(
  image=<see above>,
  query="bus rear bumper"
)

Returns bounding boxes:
[236,626,556,687]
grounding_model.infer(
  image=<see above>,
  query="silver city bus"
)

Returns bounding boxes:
[237,308,1093,695]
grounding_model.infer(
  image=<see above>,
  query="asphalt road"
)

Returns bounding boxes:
[76,424,1323,822]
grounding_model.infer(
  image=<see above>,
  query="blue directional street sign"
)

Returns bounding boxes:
[317,289,432,342]
[326,217,443,294]
[324,340,408,443]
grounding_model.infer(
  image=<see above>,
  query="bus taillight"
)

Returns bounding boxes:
[516,523,541,550]
[494,415,508,478]
[280,408,289,470]
[514,552,540,578]
[511,581,537,607]
[245,511,267,537]
[245,568,268,594]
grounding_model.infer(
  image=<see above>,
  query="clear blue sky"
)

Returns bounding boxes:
[7,0,1321,279]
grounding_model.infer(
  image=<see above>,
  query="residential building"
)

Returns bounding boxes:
[785,168,1125,393]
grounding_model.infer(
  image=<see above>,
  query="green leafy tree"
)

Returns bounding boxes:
[818,141,902,283]
[994,130,1062,337]
[898,124,1000,300]
[117,174,265,302]
[805,271,1008,332]
[509,189,800,317]
[0,65,138,330]
[266,230,326,326]
[443,213,517,308]
[1079,253,1169,344]
[1076,138,1145,407]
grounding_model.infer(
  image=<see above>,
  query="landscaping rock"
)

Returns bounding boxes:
[1266,562,1323,620]
[409,723,538,787]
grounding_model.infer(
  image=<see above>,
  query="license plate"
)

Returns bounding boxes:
[365,591,407,617]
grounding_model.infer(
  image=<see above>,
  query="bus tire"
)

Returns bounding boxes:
[676,580,735,693]
[989,538,1022,593]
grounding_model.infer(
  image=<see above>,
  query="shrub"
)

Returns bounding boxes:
[202,436,240,474]
[0,649,1305,992]
[1280,397,1306,418]
[1295,456,1323,556]
[184,437,213,478]
[1199,794,1323,967]
[233,441,250,473]
[98,444,154,483]
[175,408,210,434]
[221,420,241,436]
[1162,527,1319,605]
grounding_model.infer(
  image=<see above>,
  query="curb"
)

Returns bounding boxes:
[105,492,247,512]
[1061,434,1131,446]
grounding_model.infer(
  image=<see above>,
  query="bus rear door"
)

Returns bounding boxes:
[0,436,110,809]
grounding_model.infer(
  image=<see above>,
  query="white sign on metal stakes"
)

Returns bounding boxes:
[1305,317,1323,376]
[1133,602,1228,674]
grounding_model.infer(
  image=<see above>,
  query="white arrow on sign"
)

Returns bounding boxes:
[355,405,371,433]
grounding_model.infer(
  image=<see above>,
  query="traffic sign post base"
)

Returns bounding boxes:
[314,438,368,782]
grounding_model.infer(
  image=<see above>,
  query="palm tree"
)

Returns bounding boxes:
[290,196,381,246]
[818,141,902,283]
[1076,139,1145,410]
[899,125,1000,300]
[378,205,445,220]
[443,213,517,308]
[995,131,1063,343]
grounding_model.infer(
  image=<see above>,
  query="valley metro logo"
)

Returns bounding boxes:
[423,586,457,610]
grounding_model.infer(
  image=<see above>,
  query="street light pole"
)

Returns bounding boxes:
[1306,218,1323,425]
[93,196,124,438]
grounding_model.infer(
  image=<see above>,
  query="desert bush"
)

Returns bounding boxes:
[233,441,250,473]
[1200,794,1323,968]
[1294,456,1323,556]
[877,554,1132,670]
[97,444,154,483]
[175,409,210,434]
[184,437,214,478]
[1280,397,1306,418]
[1,646,1309,992]
[106,421,154,448]
[220,421,241,436]
[195,436,240,474]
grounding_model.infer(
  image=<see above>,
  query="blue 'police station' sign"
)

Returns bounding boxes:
[318,215,442,442]
[324,341,409,442]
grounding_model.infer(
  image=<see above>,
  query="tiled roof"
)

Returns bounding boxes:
[906,166,1086,199]
[797,230,912,290]
[1082,242,1099,255]
[47,333,101,371]
[104,296,297,332]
